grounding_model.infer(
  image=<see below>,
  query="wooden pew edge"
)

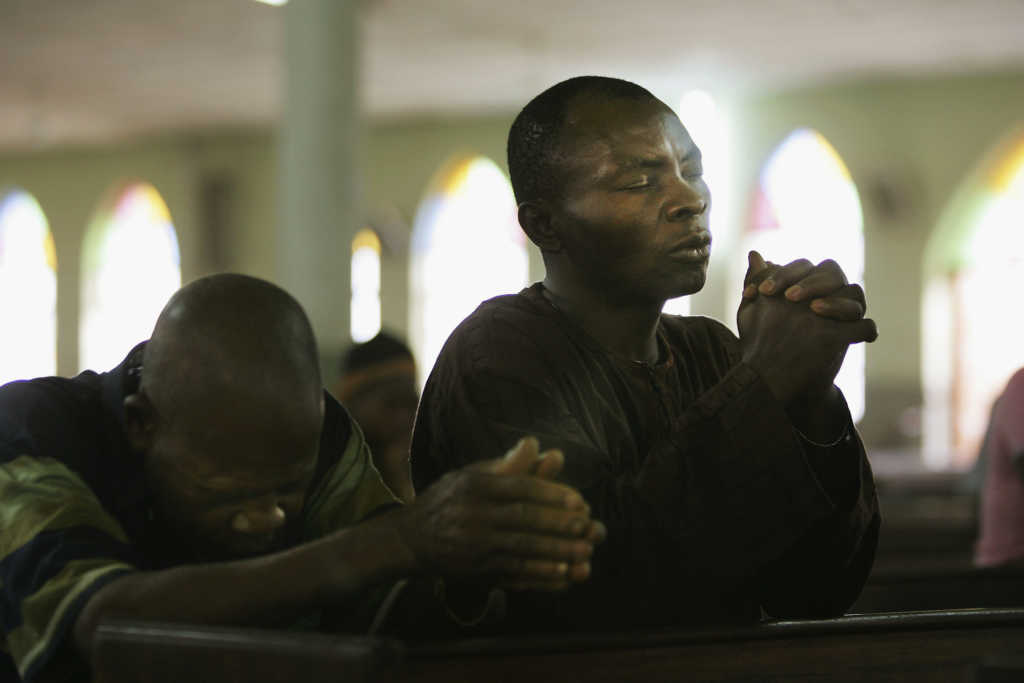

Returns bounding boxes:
[865,566,1024,582]
[94,619,406,659]
[405,608,1024,659]
[93,608,1024,665]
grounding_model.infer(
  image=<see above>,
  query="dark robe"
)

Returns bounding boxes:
[411,283,880,631]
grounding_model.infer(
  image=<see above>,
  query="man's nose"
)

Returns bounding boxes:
[231,501,287,535]
[665,176,708,221]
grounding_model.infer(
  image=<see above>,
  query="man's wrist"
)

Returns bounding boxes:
[739,355,798,406]
[789,385,848,444]
[796,420,851,448]
[374,507,423,577]
[321,511,421,600]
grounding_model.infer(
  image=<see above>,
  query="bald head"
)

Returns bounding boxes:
[130,274,325,561]
[143,273,321,428]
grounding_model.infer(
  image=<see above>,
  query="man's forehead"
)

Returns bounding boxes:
[559,99,694,176]
[200,454,316,490]
[168,428,320,486]
[166,392,322,460]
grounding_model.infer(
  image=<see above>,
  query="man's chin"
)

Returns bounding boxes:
[666,276,706,300]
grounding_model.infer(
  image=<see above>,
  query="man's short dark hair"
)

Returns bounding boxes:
[341,331,413,376]
[507,76,658,205]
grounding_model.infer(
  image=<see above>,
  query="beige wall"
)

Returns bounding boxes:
[2,69,1023,451]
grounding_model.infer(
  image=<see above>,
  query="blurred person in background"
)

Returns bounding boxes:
[336,332,419,502]
[975,368,1024,568]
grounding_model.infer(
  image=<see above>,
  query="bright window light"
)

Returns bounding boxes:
[0,190,57,384]
[924,134,1024,469]
[410,157,528,386]
[80,182,181,372]
[351,228,382,343]
[740,129,866,423]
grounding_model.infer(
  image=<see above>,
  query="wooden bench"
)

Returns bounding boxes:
[401,609,1024,682]
[92,622,400,683]
[93,608,1024,683]
[852,567,1024,613]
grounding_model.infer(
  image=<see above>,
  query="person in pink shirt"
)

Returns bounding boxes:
[976,368,1024,567]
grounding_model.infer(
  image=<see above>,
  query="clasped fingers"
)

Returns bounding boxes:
[746,257,846,299]
[837,316,879,344]
[469,470,588,511]
[487,498,598,536]
[742,255,869,320]
[485,547,595,592]
[778,259,852,303]
[808,283,867,321]
[493,530,595,563]
[756,258,816,296]
[499,557,594,592]
[473,499,604,588]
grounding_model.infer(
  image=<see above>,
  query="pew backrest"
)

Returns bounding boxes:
[93,608,1024,683]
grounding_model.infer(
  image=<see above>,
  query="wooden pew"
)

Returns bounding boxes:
[93,608,1024,683]
[852,567,1024,613]
[871,468,978,574]
[970,655,1024,682]
[92,621,402,683]
[401,609,1024,682]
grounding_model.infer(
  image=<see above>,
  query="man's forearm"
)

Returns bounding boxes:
[73,512,416,663]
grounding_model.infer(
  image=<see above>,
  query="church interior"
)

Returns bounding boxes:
[2,0,1024,680]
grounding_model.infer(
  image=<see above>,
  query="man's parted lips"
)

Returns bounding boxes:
[672,231,712,258]
[675,231,710,249]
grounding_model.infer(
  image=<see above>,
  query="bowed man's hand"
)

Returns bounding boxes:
[392,437,605,592]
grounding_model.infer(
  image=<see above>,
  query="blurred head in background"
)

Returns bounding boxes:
[336,331,418,502]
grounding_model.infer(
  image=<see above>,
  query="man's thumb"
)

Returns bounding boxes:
[489,436,541,475]
[745,250,768,286]
[841,317,879,345]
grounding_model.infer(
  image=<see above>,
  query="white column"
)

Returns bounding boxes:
[280,0,361,376]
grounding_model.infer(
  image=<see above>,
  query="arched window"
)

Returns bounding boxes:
[739,129,866,422]
[410,156,528,384]
[0,189,57,384]
[922,132,1024,469]
[80,182,181,372]
[351,228,382,343]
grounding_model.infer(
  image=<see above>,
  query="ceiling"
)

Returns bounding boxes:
[3,0,1024,150]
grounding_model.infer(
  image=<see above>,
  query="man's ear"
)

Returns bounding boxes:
[123,392,158,453]
[518,200,562,253]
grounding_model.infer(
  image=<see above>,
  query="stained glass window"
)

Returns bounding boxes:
[80,182,181,372]
[0,190,57,384]
[410,156,528,385]
[740,129,866,422]
[351,228,382,343]
[922,134,1024,469]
